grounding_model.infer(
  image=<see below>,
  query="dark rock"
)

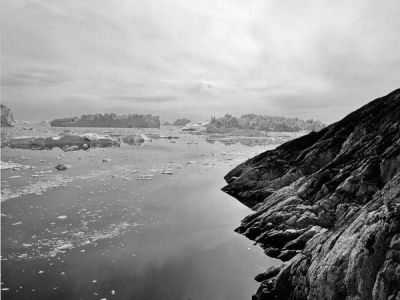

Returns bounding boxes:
[255,265,284,282]
[223,89,400,300]
[1,104,15,127]
[277,250,299,261]
[55,163,69,171]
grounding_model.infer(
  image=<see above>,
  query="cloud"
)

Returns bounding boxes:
[108,96,176,104]
[1,69,70,87]
[1,0,399,123]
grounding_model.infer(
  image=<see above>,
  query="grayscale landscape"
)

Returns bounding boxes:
[1,1,399,300]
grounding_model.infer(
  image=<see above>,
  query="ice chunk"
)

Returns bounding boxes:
[57,243,73,250]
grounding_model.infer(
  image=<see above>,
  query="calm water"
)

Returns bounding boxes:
[1,127,297,300]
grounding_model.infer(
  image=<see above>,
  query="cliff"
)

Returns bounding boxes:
[207,114,325,133]
[50,113,160,128]
[1,104,15,127]
[222,89,400,300]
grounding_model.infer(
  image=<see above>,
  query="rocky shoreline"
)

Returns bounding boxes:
[222,89,400,299]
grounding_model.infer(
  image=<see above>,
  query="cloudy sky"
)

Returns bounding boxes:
[1,0,399,123]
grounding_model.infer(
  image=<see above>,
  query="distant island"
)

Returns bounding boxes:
[206,114,325,133]
[172,118,191,126]
[50,113,160,128]
[1,104,15,127]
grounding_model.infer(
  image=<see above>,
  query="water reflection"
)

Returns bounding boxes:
[205,131,306,147]
[1,126,293,300]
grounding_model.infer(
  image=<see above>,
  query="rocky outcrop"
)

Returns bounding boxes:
[172,118,191,126]
[7,134,120,151]
[222,89,400,300]
[208,114,325,133]
[1,104,15,127]
[50,113,160,128]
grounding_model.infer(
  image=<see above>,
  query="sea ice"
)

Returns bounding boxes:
[57,244,73,250]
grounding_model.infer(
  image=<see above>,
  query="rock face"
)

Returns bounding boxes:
[50,113,160,128]
[222,89,400,300]
[1,104,15,127]
[208,114,325,133]
[172,118,191,126]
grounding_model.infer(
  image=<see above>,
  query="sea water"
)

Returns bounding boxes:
[1,125,302,300]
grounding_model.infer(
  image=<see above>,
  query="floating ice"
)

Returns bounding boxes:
[0,161,34,170]
[161,169,173,175]
[57,243,73,250]
[136,174,153,180]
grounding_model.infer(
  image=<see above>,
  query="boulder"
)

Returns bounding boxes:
[55,163,69,171]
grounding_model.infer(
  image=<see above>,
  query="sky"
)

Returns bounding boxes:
[1,0,399,123]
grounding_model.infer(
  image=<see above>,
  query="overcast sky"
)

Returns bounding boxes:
[1,0,399,123]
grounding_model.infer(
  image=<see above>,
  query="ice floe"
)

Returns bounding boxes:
[0,161,34,170]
